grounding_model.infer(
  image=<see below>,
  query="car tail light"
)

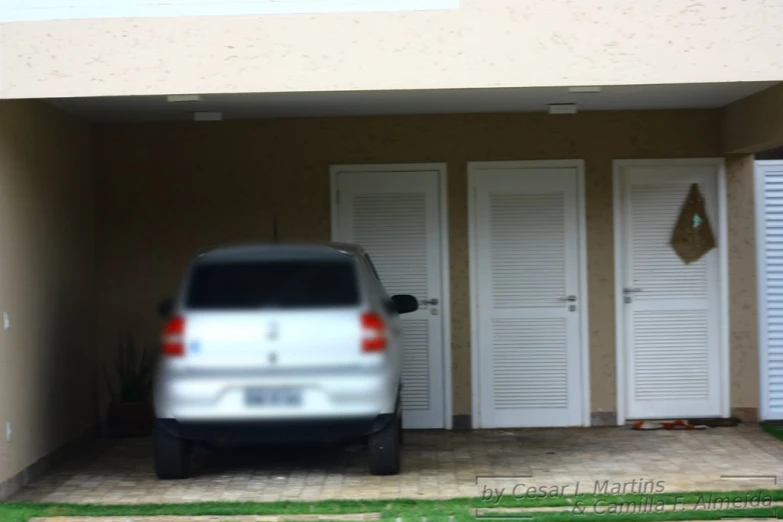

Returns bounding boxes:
[361,312,387,352]
[162,316,185,356]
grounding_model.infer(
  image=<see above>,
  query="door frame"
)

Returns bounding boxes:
[467,159,591,428]
[329,162,453,429]
[754,159,783,421]
[612,158,730,425]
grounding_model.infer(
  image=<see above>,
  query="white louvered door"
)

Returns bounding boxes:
[333,167,445,429]
[472,165,585,428]
[618,165,722,420]
[756,160,783,420]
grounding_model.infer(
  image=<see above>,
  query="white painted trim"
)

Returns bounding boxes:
[328,162,453,429]
[612,158,730,425]
[439,168,454,429]
[612,164,626,425]
[717,160,731,420]
[755,160,783,421]
[755,161,766,420]
[467,159,591,428]
[575,160,592,427]
[467,169,481,429]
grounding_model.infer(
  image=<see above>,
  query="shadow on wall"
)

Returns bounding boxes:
[755,146,783,160]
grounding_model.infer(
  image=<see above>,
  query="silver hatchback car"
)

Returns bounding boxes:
[153,243,418,478]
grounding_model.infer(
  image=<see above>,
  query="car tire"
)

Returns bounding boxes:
[398,413,404,446]
[154,420,191,479]
[368,416,401,476]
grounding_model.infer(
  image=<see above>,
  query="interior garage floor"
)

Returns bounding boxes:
[10,424,783,503]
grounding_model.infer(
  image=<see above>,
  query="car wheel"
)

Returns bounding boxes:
[368,416,401,476]
[398,413,404,446]
[154,420,191,479]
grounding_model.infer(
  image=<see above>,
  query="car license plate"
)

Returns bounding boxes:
[245,387,302,407]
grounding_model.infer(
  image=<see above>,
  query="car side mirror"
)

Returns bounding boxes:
[391,294,419,315]
[157,298,174,319]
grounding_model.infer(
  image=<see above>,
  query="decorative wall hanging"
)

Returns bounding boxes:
[670,183,716,264]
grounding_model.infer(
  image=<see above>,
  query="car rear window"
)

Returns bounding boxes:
[185,259,360,310]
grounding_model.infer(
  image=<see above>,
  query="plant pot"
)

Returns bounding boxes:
[106,401,154,437]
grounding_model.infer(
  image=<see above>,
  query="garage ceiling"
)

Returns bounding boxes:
[46,81,778,122]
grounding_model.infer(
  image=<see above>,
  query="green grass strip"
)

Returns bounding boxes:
[762,421,783,442]
[2,490,782,522]
[2,504,780,522]
[463,507,781,522]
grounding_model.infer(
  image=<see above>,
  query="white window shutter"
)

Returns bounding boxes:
[350,192,431,412]
[758,161,783,420]
[489,193,570,410]
[333,168,445,429]
[630,183,711,402]
[489,193,567,309]
[472,165,583,428]
[351,193,428,297]
[621,169,722,420]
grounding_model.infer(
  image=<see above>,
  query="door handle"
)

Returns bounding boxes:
[419,298,439,306]
[558,295,577,302]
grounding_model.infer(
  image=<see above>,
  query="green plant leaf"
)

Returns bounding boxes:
[101,362,117,402]
[108,330,156,403]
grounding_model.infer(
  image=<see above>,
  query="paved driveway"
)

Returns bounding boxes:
[10,424,783,503]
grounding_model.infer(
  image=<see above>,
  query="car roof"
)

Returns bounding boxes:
[194,242,364,263]
[326,241,364,255]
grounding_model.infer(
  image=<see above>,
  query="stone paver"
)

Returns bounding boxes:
[10,424,783,504]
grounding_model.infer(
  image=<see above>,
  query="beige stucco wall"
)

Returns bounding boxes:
[723,83,783,154]
[94,109,757,418]
[725,154,759,413]
[3,0,783,99]
[0,100,97,487]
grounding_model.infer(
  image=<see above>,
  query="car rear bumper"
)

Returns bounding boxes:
[157,413,395,444]
[153,364,398,420]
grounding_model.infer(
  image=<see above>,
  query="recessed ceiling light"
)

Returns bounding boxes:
[548,103,578,115]
[193,111,223,121]
[167,94,202,103]
[568,86,602,93]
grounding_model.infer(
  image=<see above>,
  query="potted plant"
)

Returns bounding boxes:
[102,330,156,437]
